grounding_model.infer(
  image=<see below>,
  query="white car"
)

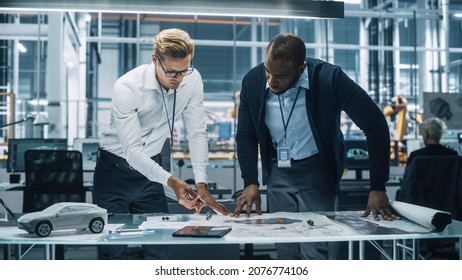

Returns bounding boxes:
[17,202,108,237]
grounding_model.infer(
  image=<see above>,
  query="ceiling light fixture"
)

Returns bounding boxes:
[0,0,344,19]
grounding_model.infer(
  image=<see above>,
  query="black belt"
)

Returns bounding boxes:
[97,148,161,169]
[305,153,320,160]
[272,152,320,162]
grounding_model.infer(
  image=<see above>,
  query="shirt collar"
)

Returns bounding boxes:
[297,67,309,90]
[145,62,158,90]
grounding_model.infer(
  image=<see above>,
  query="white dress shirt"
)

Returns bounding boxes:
[100,62,209,186]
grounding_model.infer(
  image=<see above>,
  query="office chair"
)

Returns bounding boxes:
[397,155,462,259]
[23,149,86,259]
[24,150,86,213]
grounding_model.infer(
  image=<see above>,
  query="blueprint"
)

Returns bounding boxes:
[141,212,359,240]
[140,209,436,241]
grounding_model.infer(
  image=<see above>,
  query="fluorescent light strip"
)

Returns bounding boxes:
[0,8,338,20]
[0,0,344,19]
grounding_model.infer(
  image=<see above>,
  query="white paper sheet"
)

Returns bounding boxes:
[141,212,359,239]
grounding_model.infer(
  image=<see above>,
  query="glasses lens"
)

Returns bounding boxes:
[181,68,194,76]
[164,68,194,77]
[159,56,194,77]
[165,72,177,77]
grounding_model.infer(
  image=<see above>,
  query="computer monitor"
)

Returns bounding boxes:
[406,138,460,156]
[73,138,100,171]
[406,138,424,157]
[7,138,68,172]
[344,139,370,170]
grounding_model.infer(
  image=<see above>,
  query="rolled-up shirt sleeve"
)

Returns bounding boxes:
[182,75,209,184]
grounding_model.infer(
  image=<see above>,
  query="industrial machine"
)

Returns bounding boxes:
[383,96,408,165]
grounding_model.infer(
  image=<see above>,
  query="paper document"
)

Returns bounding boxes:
[140,212,359,240]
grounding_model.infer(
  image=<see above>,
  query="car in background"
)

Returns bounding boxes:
[346,148,369,160]
[17,202,108,237]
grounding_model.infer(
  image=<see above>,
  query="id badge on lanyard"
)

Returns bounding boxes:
[275,87,301,169]
[277,146,291,168]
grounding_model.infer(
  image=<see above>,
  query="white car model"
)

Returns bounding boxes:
[17,202,108,237]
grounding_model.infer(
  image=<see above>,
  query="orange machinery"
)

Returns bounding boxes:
[383,96,408,165]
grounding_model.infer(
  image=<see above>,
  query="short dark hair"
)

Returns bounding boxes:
[266,33,306,66]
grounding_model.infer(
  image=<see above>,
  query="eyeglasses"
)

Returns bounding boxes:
[157,57,194,77]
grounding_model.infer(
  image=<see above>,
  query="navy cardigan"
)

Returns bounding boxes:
[236,58,390,192]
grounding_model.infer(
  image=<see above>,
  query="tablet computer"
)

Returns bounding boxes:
[172,226,232,238]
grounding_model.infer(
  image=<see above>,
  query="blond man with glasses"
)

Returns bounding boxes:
[94,28,231,260]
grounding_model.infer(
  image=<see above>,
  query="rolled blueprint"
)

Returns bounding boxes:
[390,200,452,232]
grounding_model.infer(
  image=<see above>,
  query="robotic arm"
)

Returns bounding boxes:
[383,96,408,165]
[383,96,408,142]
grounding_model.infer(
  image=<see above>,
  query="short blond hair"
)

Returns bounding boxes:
[152,28,195,61]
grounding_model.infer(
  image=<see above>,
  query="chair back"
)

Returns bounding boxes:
[23,150,85,213]
[398,156,462,220]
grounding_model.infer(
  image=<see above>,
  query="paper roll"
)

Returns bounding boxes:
[390,200,452,232]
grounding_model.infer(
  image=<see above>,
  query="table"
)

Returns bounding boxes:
[1,211,461,260]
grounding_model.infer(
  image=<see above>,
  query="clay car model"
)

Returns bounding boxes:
[17,202,108,237]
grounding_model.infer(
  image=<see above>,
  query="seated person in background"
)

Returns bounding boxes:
[400,117,460,259]
[406,117,458,165]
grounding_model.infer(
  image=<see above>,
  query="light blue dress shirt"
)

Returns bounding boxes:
[265,67,318,160]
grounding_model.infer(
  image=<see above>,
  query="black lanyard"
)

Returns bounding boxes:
[161,88,176,146]
[277,86,302,145]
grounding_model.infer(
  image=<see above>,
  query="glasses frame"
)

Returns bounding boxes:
[156,57,194,77]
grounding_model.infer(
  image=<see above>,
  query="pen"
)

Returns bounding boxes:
[197,196,207,205]
[109,228,155,236]
[187,194,207,205]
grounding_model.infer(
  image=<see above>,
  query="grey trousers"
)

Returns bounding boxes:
[267,155,336,260]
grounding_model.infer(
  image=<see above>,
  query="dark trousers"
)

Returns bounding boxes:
[93,149,169,260]
[267,155,336,260]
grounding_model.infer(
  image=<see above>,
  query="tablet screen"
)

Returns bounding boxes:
[172,226,232,238]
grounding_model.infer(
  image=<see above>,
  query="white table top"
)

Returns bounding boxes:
[1,211,461,246]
